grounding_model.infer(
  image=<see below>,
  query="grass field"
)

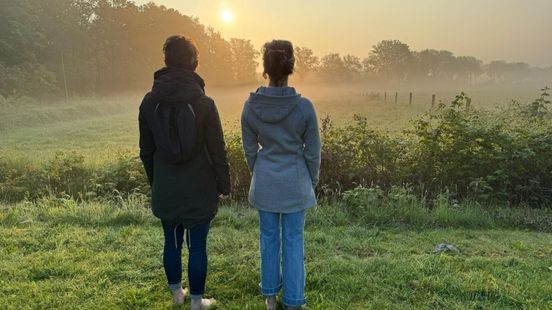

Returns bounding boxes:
[1,84,551,309]
[1,200,551,309]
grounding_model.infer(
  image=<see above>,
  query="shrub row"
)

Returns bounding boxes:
[0,152,148,202]
[318,92,552,206]
[1,92,551,206]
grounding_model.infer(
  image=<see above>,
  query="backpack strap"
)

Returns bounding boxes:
[187,104,196,118]
[187,95,215,167]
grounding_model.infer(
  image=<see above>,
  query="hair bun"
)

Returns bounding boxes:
[262,40,295,82]
[267,49,287,66]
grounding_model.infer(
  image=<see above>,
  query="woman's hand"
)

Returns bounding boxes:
[218,193,230,200]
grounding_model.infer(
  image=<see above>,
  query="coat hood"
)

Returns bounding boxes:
[151,67,205,103]
[247,86,301,123]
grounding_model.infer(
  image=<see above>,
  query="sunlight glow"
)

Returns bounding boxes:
[220,9,234,23]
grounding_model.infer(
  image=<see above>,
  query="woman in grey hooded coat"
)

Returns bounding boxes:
[241,40,321,310]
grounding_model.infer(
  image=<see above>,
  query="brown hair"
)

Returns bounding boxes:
[163,35,199,70]
[262,40,295,84]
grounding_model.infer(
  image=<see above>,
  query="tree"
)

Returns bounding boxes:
[486,60,530,83]
[35,0,98,94]
[197,27,234,85]
[0,0,58,96]
[365,40,414,81]
[294,46,319,80]
[318,53,347,81]
[229,38,259,84]
[453,56,483,83]
[90,0,144,91]
[343,55,363,81]
[412,49,456,80]
[486,61,508,82]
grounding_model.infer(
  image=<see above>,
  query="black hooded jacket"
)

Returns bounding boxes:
[139,67,230,227]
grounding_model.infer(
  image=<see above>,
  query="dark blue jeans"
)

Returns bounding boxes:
[162,220,210,298]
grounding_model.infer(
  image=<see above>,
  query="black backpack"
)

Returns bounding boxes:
[151,99,200,164]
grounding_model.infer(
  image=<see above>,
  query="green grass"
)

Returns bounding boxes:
[0,93,140,164]
[1,86,550,308]
[1,200,551,309]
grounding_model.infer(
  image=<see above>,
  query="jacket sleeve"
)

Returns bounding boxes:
[204,100,231,195]
[241,102,258,172]
[139,96,155,186]
[302,100,321,187]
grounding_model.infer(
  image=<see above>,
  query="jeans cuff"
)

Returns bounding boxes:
[260,282,282,296]
[190,294,202,301]
[283,296,306,307]
[168,282,182,291]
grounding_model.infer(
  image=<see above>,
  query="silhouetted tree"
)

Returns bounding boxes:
[343,55,363,81]
[365,40,414,82]
[229,38,259,83]
[413,49,455,80]
[198,27,234,85]
[486,60,530,83]
[318,53,348,81]
[453,56,483,83]
[295,46,319,81]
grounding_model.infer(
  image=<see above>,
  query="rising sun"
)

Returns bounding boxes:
[220,9,234,23]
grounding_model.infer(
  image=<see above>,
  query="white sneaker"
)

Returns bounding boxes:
[265,296,277,310]
[172,288,188,305]
[191,298,217,310]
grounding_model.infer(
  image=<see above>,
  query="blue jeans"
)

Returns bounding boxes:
[258,210,306,307]
[161,220,210,300]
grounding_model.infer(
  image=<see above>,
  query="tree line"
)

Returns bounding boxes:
[1,0,551,97]
[0,0,260,97]
[296,41,552,86]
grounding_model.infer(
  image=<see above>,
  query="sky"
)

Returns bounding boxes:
[132,0,552,67]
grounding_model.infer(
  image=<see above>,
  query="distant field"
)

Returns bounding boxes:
[0,83,542,163]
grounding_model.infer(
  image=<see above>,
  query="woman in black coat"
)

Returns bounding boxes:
[139,35,230,309]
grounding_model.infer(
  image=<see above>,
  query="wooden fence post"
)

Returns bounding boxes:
[431,94,436,108]
[466,98,472,110]
[409,92,413,105]
[384,92,387,102]
[395,92,398,104]
[61,50,69,103]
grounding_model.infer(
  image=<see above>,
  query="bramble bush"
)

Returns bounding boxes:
[408,91,552,204]
[1,90,551,206]
[0,152,149,203]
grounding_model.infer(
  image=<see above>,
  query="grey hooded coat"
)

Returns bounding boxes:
[241,86,321,213]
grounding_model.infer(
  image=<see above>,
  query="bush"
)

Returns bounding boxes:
[319,115,408,195]
[0,152,149,203]
[1,91,551,207]
[93,152,149,200]
[225,133,250,201]
[0,63,58,97]
[407,93,552,204]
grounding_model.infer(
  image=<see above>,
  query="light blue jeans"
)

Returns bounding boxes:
[258,210,306,307]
